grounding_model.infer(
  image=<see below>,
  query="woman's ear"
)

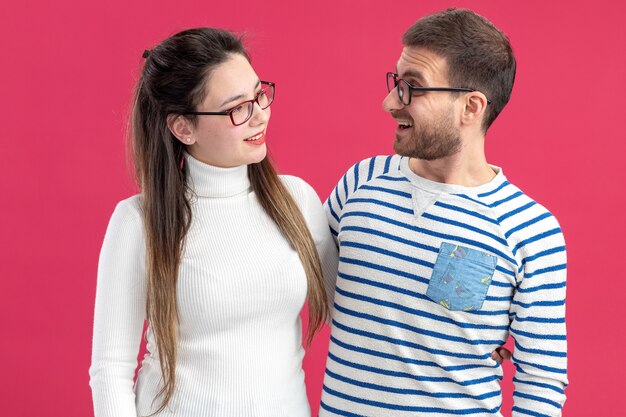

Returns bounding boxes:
[166,114,195,145]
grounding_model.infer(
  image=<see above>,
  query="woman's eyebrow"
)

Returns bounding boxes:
[220,79,261,107]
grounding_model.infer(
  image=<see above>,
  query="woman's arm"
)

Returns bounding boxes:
[281,176,339,318]
[89,197,147,417]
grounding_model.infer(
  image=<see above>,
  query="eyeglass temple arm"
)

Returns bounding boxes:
[405,84,492,105]
[184,111,230,115]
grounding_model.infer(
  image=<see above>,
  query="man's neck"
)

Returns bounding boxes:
[408,145,496,187]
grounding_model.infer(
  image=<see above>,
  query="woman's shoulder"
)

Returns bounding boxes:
[107,194,143,228]
[278,175,330,242]
[279,175,320,206]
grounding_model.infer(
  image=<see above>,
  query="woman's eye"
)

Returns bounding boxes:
[231,105,245,114]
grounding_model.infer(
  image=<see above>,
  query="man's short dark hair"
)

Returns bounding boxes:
[403,8,516,131]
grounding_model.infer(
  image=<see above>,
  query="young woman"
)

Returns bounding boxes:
[89,28,338,417]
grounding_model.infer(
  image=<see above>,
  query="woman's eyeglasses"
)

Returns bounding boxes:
[185,81,275,126]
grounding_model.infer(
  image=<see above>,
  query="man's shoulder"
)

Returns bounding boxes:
[486,179,564,245]
[490,180,558,219]
[341,154,407,189]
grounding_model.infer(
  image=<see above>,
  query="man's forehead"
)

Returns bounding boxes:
[397,47,447,81]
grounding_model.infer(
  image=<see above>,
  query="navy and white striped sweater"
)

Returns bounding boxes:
[320,155,567,417]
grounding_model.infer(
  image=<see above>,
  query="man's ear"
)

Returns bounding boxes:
[166,114,195,145]
[461,92,488,128]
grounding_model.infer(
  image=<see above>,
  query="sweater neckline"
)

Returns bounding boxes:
[399,157,506,196]
[185,153,250,198]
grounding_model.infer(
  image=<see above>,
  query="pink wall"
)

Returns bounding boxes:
[1,0,624,415]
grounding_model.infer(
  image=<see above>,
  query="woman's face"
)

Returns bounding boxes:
[187,53,270,168]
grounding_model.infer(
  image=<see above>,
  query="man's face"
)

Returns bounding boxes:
[382,47,462,161]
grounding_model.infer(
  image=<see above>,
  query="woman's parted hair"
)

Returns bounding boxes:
[131,28,329,415]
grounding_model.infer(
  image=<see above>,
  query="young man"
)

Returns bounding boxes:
[320,8,567,417]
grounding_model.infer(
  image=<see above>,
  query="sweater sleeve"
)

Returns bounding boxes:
[281,176,339,316]
[323,155,402,241]
[89,197,146,417]
[508,214,568,417]
[323,159,363,241]
[303,180,339,313]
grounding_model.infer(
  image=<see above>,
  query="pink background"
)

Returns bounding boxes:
[1,0,624,415]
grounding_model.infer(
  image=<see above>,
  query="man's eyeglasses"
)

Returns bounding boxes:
[386,72,491,106]
[185,81,275,126]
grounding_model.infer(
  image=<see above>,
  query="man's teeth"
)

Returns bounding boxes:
[399,122,413,128]
[244,132,264,141]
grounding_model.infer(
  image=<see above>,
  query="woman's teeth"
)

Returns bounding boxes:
[244,132,264,141]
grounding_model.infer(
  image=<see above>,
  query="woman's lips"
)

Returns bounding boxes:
[243,131,266,145]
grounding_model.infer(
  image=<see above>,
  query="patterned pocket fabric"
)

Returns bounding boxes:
[426,242,497,311]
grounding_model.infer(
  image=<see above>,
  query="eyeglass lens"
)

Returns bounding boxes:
[386,73,409,105]
[230,84,275,125]
[386,72,396,93]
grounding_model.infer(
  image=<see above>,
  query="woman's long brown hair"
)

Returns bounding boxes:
[130,28,328,415]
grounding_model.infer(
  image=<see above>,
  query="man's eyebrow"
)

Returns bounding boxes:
[399,69,426,84]
[220,79,261,107]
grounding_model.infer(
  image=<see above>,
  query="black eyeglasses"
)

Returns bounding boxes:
[386,72,491,106]
[185,81,275,126]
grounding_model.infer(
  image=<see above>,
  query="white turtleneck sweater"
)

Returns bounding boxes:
[89,154,338,417]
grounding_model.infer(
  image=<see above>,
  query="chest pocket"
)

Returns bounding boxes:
[426,242,497,312]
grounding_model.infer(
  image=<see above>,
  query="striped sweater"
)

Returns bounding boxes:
[319,155,567,417]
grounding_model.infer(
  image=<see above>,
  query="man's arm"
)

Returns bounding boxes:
[323,165,354,244]
[324,155,404,242]
[509,216,568,416]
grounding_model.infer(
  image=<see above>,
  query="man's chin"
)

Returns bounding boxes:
[393,135,410,156]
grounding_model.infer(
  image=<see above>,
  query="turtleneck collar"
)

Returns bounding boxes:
[185,152,251,198]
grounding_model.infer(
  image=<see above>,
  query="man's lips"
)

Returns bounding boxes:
[393,118,413,129]
[394,120,413,135]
